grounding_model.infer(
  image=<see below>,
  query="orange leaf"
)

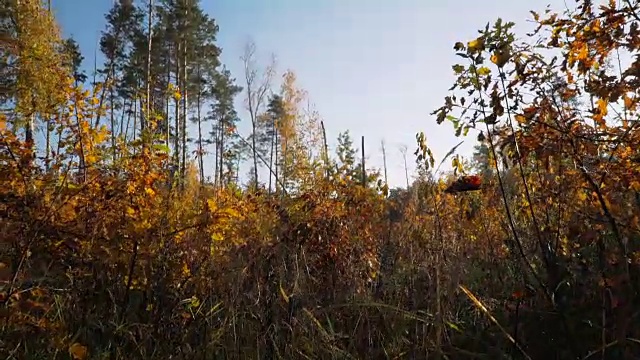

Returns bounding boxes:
[69,343,88,360]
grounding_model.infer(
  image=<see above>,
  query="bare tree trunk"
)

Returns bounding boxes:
[123,100,132,143]
[321,121,329,180]
[165,59,170,147]
[241,41,275,188]
[174,42,181,177]
[110,86,117,160]
[180,2,188,186]
[44,117,51,171]
[281,135,287,194]
[132,91,138,142]
[118,99,128,139]
[274,127,279,192]
[400,145,409,188]
[361,136,366,186]
[44,0,52,171]
[268,116,275,192]
[219,115,225,187]
[235,157,241,184]
[70,77,86,182]
[196,66,204,185]
[145,0,153,134]
[213,120,219,187]
[381,139,388,186]
[24,114,34,168]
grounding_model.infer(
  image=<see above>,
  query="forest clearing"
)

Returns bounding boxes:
[2,0,640,359]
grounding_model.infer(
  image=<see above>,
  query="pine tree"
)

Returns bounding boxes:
[263,94,284,192]
[333,130,380,187]
[97,0,144,142]
[209,67,242,187]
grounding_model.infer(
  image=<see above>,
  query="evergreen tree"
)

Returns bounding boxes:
[333,130,379,187]
[263,93,284,191]
[209,67,242,187]
[61,38,87,85]
[97,0,144,140]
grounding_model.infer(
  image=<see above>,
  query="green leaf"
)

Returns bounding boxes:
[446,321,463,333]
[452,64,465,74]
[153,144,170,153]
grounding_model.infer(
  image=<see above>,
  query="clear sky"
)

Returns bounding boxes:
[50,0,568,188]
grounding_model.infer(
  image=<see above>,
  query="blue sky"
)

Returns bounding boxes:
[50,0,567,188]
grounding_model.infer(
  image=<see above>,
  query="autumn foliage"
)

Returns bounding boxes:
[444,175,482,193]
[2,0,640,359]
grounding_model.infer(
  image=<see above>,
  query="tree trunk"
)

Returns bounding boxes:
[321,121,329,179]
[251,116,259,187]
[268,117,275,192]
[361,136,366,186]
[174,42,181,179]
[213,120,219,187]
[381,139,388,187]
[44,117,51,171]
[165,58,171,148]
[219,115,225,187]
[144,0,153,134]
[180,34,188,187]
[110,86,117,160]
[196,66,204,184]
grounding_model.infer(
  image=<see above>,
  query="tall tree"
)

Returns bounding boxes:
[332,130,380,187]
[210,67,242,187]
[241,40,275,188]
[188,9,220,184]
[44,37,86,170]
[152,0,221,183]
[97,0,144,139]
[274,70,325,192]
[0,0,69,167]
[264,94,285,192]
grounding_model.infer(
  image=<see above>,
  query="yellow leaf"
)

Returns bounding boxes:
[182,263,191,276]
[577,43,588,61]
[467,37,484,52]
[594,98,608,125]
[597,98,608,114]
[207,199,217,212]
[85,154,97,165]
[222,207,240,218]
[279,282,290,304]
[69,343,88,360]
[477,66,491,76]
